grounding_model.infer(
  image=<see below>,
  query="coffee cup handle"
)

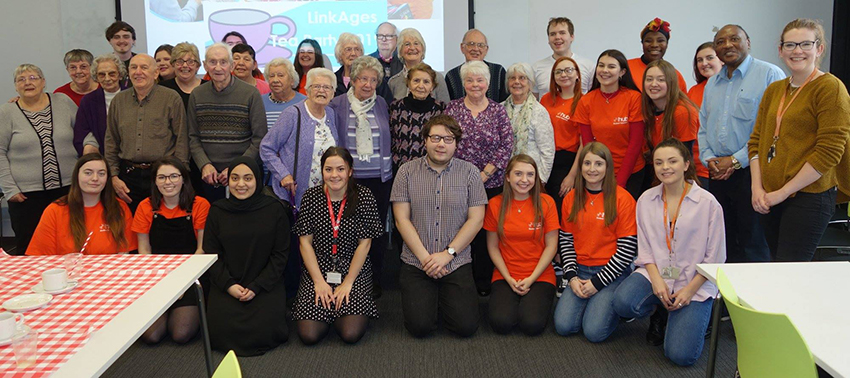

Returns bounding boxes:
[268,16,297,39]
[15,313,24,327]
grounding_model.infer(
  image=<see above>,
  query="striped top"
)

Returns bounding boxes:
[21,105,61,190]
[390,157,488,273]
[345,110,391,179]
[261,92,306,131]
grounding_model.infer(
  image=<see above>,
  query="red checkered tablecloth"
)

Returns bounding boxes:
[0,253,191,377]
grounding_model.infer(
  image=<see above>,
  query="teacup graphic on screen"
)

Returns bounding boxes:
[208,9,297,63]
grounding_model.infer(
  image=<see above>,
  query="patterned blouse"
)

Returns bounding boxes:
[389,94,445,172]
[444,98,513,189]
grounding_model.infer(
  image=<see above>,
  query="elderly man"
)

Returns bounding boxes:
[445,29,508,102]
[105,21,137,88]
[105,54,188,212]
[188,43,267,201]
[369,22,404,82]
[531,17,594,96]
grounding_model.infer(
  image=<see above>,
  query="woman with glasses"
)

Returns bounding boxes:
[160,42,205,109]
[295,39,326,95]
[133,157,210,344]
[1,64,78,254]
[387,28,450,103]
[54,49,97,106]
[502,63,554,184]
[541,57,583,214]
[74,54,127,156]
[749,18,850,262]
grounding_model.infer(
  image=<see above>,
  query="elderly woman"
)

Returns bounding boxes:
[389,62,445,172]
[73,54,126,156]
[445,60,513,296]
[262,58,306,131]
[160,42,205,109]
[232,44,270,94]
[333,33,394,103]
[54,49,98,105]
[295,39,327,95]
[155,44,175,82]
[387,28,450,103]
[0,64,78,254]
[502,63,555,183]
[328,55,392,297]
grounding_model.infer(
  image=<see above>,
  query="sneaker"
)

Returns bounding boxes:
[620,317,636,323]
[646,306,667,346]
[556,276,567,297]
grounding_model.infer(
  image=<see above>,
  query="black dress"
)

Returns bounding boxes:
[292,185,383,323]
[205,195,290,356]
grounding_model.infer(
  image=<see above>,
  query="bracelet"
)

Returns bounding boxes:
[569,277,580,285]
[750,154,759,161]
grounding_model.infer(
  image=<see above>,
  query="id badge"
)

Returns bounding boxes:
[326,271,342,285]
[661,266,681,280]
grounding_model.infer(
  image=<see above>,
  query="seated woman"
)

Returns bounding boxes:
[613,138,725,366]
[26,153,136,255]
[484,154,559,335]
[553,142,637,342]
[133,157,210,344]
[205,157,290,356]
[292,147,383,345]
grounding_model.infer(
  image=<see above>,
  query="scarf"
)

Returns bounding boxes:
[213,156,279,213]
[346,86,376,161]
[503,94,537,156]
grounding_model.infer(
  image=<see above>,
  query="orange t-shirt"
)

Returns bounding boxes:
[687,82,710,179]
[297,74,308,95]
[573,88,645,173]
[560,186,636,266]
[648,103,699,147]
[132,197,211,237]
[26,201,137,255]
[483,194,560,285]
[628,58,688,92]
[540,93,580,152]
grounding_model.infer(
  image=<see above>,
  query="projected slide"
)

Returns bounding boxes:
[144,0,445,73]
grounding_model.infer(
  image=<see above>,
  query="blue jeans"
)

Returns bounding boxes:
[613,273,714,366]
[553,264,626,342]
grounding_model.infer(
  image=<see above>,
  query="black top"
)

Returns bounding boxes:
[159,78,208,110]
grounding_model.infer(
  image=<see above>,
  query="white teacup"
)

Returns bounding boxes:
[0,312,25,340]
[42,269,68,291]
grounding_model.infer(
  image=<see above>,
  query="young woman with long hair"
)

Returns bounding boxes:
[687,42,724,187]
[541,57,583,213]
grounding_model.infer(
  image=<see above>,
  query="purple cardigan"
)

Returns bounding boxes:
[328,94,393,182]
[259,101,338,210]
[73,87,108,155]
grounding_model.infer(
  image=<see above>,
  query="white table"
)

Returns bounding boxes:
[52,254,217,378]
[697,262,850,378]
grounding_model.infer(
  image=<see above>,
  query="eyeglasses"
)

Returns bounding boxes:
[376,34,397,41]
[155,173,182,183]
[554,67,576,76]
[310,84,333,92]
[96,71,119,79]
[356,76,378,85]
[343,46,363,54]
[781,40,819,51]
[15,75,42,84]
[462,42,488,49]
[427,135,456,144]
[173,59,198,67]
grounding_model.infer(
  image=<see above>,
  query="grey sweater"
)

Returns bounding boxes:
[0,93,77,198]
[187,77,267,171]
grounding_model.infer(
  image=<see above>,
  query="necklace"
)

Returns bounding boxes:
[600,89,618,103]
[513,199,528,213]
[588,192,602,206]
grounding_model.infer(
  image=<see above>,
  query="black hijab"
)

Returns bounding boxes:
[213,157,278,213]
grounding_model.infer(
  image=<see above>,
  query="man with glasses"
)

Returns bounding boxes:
[531,17,594,96]
[105,21,138,88]
[104,54,187,213]
[391,114,487,337]
[369,22,404,83]
[187,43,268,201]
[445,29,508,102]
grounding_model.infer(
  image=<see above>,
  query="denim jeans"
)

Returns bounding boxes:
[613,273,714,366]
[553,264,626,342]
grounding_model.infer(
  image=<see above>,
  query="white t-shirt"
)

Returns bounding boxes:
[532,52,594,96]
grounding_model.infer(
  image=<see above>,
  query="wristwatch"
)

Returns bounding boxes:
[731,156,742,170]
[447,247,456,258]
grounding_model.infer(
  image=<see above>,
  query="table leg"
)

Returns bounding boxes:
[195,281,214,377]
[705,294,723,378]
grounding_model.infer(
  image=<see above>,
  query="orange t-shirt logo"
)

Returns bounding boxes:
[613,116,629,125]
[556,112,571,122]
[596,212,605,220]
[99,224,111,233]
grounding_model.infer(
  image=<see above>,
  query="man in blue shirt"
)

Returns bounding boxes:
[698,24,786,263]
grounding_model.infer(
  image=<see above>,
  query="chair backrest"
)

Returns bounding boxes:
[716,269,817,378]
[212,350,242,378]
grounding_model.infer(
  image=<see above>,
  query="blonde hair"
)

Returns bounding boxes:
[781,18,827,66]
[397,28,426,60]
[334,33,364,65]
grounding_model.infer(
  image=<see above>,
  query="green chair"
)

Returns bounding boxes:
[716,269,817,378]
[212,350,242,378]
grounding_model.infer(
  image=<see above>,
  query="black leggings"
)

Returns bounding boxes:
[296,315,369,345]
[488,280,555,335]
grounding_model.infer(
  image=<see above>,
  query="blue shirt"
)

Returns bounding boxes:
[698,55,785,168]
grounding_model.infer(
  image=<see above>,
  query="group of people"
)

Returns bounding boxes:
[2,14,848,367]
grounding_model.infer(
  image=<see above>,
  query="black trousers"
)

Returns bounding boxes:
[359,178,391,287]
[399,263,479,337]
[624,168,646,200]
[708,167,770,263]
[488,280,555,335]
[118,161,152,214]
[762,187,836,262]
[472,186,502,293]
[545,150,577,217]
[7,186,69,255]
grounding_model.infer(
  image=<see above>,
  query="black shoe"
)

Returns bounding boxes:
[646,306,667,346]
[478,288,491,297]
[371,283,382,299]
[704,321,713,340]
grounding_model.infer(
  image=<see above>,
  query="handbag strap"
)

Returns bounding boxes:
[293,106,301,182]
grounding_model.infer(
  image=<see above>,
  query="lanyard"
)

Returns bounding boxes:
[325,188,347,258]
[663,182,690,257]
[770,69,818,162]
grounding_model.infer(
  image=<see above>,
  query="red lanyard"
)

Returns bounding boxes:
[663,183,690,256]
[325,189,347,256]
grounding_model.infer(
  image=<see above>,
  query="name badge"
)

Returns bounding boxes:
[661,266,682,280]
[326,271,342,285]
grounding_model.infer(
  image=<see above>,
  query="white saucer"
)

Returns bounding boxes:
[32,280,79,295]
[2,293,53,312]
[0,325,32,347]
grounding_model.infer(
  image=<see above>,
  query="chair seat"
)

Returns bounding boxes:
[817,227,850,249]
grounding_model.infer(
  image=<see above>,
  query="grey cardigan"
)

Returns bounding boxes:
[0,93,77,198]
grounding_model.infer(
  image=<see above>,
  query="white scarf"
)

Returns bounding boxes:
[346,87,376,161]
[502,93,537,156]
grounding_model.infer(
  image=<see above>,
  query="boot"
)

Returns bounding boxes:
[646,306,667,346]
